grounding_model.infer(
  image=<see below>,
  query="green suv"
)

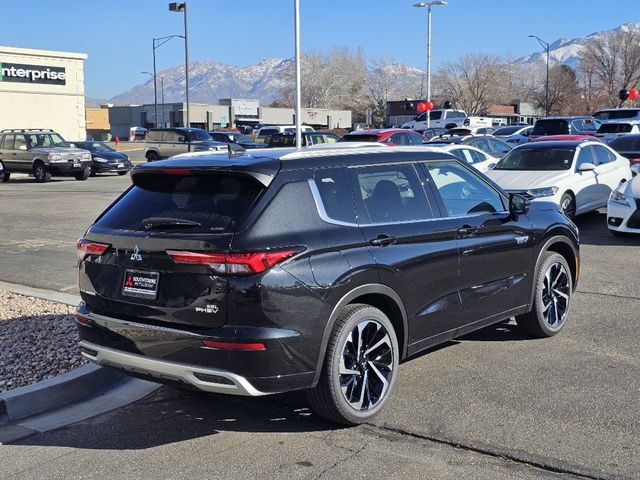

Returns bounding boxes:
[0,129,92,182]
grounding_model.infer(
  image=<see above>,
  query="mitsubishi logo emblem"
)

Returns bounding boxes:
[130,245,143,261]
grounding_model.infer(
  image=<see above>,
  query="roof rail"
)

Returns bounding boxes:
[0,128,55,133]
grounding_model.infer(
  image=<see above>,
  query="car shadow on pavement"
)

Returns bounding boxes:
[457,321,533,342]
[573,210,640,246]
[12,387,338,450]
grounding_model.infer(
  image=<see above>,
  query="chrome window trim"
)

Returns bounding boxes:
[308,178,508,227]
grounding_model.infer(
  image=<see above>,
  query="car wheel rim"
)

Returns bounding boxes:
[561,197,574,217]
[339,319,394,412]
[541,262,570,329]
[35,166,44,180]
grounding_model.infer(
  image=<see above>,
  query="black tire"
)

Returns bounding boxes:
[307,304,399,425]
[515,252,573,338]
[90,168,97,177]
[146,151,159,162]
[117,171,128,176]
[74,167,91,181]
[33,162,51,183]
[559,192,575,219]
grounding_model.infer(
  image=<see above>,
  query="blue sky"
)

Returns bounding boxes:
[1,0,638,99]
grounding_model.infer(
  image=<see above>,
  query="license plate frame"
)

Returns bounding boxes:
[73,162,81,168]
[122,270,160,300]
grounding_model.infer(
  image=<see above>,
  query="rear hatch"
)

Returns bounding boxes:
[79,158,278,329]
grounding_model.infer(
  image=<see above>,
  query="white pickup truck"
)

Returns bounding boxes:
[402,109,492,132]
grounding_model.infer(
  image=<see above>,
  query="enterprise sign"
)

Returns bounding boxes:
[0,62,66,85]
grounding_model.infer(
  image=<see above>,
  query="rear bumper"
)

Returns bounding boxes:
[79,340,267,396]
[75,303,315,394]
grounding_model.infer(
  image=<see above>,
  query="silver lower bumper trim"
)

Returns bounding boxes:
[79,340,268,396]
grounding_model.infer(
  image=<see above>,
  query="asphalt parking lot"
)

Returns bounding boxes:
[0,171,639,479]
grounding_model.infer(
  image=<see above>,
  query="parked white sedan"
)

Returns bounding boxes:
[486,140,632,218]
[430,144,499,173]
[607,165,640,234]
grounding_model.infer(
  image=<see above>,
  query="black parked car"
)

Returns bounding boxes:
[267,131,340,147]
[75,147,579,425]
[608,134,640,165]
[529,116,601,141]
[209,131,266,149]
[72,141,132,176]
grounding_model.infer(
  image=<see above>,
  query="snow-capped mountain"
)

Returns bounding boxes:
[517,23,640,70]
[109,58,293,106]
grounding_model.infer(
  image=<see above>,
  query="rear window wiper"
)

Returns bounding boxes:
[142,217,202,230]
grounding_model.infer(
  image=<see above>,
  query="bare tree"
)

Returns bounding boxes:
[532,64,580,115]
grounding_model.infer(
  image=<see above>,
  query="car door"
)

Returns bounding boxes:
[592,144,630,205]
[573,145,600,211]
[350,162,461,352]
[421,160,535,333]
[0,134,17,169]
[13,134,32,172]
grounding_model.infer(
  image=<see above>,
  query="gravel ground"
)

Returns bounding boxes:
[0,290,86,393]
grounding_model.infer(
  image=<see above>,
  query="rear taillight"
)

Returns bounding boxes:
[77,238,110,261]
[162,168,193,175]
[75,314,92,327]
[201,339,266,351]
[166,249,297,275]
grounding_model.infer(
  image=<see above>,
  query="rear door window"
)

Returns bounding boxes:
[533,119,569,135]
[352,164,434,224]
[95,173,264,234]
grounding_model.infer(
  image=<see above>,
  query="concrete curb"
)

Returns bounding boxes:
[0,363,124,425]
[0,280,79,306]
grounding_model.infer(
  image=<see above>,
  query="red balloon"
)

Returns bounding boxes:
[629,87,639,101]
[424,100,434,111]
[417,102,427,113]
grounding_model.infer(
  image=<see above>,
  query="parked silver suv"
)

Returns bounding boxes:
[0,129,92,182]
[144,128,227,161]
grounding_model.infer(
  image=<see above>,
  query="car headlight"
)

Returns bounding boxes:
[82,152,92,161]
[525,186,559,198]
[94,156,108,163]
[48,153,62,161]
[610,189,629,204]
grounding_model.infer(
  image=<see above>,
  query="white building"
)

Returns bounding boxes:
[0,45,87,140]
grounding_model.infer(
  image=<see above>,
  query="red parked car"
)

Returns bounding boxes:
[339,129,427,146]
[530,134,601,142]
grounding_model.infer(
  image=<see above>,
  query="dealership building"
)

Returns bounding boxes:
[0,45,87,140]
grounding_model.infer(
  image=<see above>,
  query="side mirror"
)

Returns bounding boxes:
[631,164,640,177]
[487,162,496,170]
[577,162,596,172]
[19,145,27,151]
[509,193,529,215]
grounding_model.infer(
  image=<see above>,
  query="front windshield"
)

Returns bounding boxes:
[233,133,253,143]
[494,147,575,171]
[189,130,213,141]
[493,126,521,136]
[83,142,114,152]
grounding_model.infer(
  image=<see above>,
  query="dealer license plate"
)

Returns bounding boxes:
[73,163,81,168]
[117,163,124,168]
[122,270,160,300]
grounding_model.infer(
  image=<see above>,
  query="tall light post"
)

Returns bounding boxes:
[151,35,183,127]
[294,0,302,149]
[159,76,165,127]
[413,1,447,129]
[529,34,550,116]
[141,71,156,126]
[169,2,190,128]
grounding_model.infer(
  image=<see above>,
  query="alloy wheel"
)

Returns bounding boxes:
[339,319,394,412]
[541,261,570,329]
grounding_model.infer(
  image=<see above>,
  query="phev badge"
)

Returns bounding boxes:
[130,245,143,261]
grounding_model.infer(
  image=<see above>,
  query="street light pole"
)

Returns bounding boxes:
[413,1,447,129]
[294,0,302,149]
[160,77,165,127]
[529,34,550,116]
[169,2,190,128]
[151,35,183,127]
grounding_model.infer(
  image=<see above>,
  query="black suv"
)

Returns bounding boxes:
[76,147,579,425]
[0,129,92,182]
[529,116,601,140]
[144,128,227,161]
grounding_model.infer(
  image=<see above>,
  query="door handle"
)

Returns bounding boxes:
[457,225,478,236]
[370,234,397,247]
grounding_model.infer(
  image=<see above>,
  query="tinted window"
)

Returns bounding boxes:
[188,130,212,142]
[597,123,633,134]
[493,126,521,136]
[494,147,575,171]
[425,161,505,216]
[593,145,616,164]
[609,136,640,151]
[96,173,264,233]
[575,147,595,169]
[389,133,410,145]
[211,133,229,143]
[354,164,433,223]
[532,119,569,135]
[430,111,442,120]
[340,134,380,143]
[313,168,356,223]
[593,109,640,120]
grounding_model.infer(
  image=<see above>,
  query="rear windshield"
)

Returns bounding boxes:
[95,173,263,233]
[593,109,640,120]
[340,134,380,142]
[494,147,575,171]
[597,123,634,133]
[532,119,569,135]
[493,126,521,136]
[609,136,640,151]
